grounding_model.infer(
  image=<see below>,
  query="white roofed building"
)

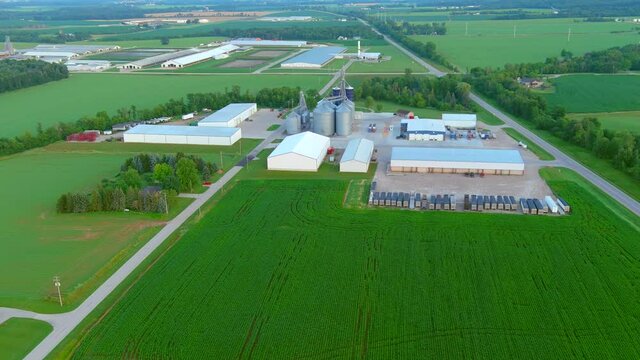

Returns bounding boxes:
[124,125,241,146]
[442,113,477,129]
[390,147,524,175]
[198,103,257,127]
[228,38,307,47]
[268,132,330,172]
[401,118,446,141]
[340,138,374,173]
[161,44,239,68]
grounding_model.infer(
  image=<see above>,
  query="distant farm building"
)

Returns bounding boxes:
[390,147,525,175]
[268,132,330,171]
[119,49,201,70]
[340,138,374,173]
[160,44,239,68]
[228,38,307,47]
[198,103,257,127]
[401,118,446,141]
[65,60,111,72]
[518,77,544,88]
[442,113,477,129]
[281,46,346,69]
[123,125,241,146]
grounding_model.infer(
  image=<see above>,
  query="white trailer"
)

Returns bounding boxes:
[545,196,559,213]
[182,113,195,120]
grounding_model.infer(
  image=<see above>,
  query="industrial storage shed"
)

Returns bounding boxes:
[281,46,346,68]
[124,125,241,146]
[340,138,374,173]
[442,113,477,129]
[268,132,330,172]
[390,147,525,175]
[198,103,257,127]
[401,118,446,141]
[161,44,239,68]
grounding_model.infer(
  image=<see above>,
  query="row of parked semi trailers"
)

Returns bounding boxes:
[369,192,570,214]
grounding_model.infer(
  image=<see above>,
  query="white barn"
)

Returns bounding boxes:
[442,113,477,129]
[267,132,330,172]
[198,103,257,127]
[124,125,241,146]
[160,44,239,68]
[340,138,374,173]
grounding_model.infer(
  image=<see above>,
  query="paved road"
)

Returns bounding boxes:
[0,129,285,360]
[360,18,640,217]
[253,49,305,74]
[318,59,355,95]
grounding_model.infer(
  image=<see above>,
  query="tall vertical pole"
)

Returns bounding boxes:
[220,151,224,170]
[53,276,62,307]
[513,25,517,39]
[465,22,468,36]
[567,28,571,42]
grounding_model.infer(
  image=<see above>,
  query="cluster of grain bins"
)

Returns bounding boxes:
[520,196,570,215]
[312,98,355,136]
[466,195,518,212]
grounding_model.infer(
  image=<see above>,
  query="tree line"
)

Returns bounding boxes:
[357,74,473,112]
[57,152,216,214]
[207,24,380,41]
[367,18,456,70]
[388,21,447,36]
[464,67,640,180]
[0,59,68,94]
[0,86,315,157]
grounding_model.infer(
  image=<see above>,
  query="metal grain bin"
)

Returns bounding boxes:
[346,86,355,101]
[332,87,340,97]
[335,101,354,136]
[312,100,335,136]
[285,112,302,134]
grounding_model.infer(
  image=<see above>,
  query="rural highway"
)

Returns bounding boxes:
[0,128,285,360]
[360,18,640,217]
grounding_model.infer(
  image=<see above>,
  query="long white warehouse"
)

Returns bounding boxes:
[340,138,374,173]
[390,147,524,175]
[268,131,330,172]
[228,38,307,47]
[442,113,477,129]
[124,125,241,146]
[198,103,257,127]
[161,44,239,68]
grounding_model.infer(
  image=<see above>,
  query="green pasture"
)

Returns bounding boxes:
[0,139,258,312]
[65,166,640,358]
[0,319,52,360]
[567,111,640,134]
[0,73,328,137]
[411,18,640,69]
[544,75,640,113]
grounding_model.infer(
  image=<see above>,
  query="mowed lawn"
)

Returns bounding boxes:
[544,74,640,113]
[0,73,329,137]
[568,111,640,134]
[67,169,640,358]
[410,18,640,70]
[0,319,52,360]
[0,139,258,312]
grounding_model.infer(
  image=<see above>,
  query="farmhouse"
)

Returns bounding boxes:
[340,138,374,173]
[390,147,525,175]
[198,103,257,127]
[160,45,239,68]
[268,132,330,171]
[123,125,241,146]
[442,113,477,129]
[281,46,346,69]
[518,77,544,88]
[401,118,446,141]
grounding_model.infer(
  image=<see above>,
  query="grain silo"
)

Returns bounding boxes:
[312,100,335,136]
[345,86,355,101]
[285,112,302,134]
[332,87,340,97]
[335,100,354,136]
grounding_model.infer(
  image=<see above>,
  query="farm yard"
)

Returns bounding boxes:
[0,139,259,313]
[410,18,640,70]
[0,73,328,137]
[543,75,640,113]
[63,167,640,359]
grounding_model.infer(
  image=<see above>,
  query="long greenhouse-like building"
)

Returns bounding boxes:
[161,44,239,68]
[123,125,241,146]
[280,46,346,68]
[198,103,257,127]
[390,147,525,175]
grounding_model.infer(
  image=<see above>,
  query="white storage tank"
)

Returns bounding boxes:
[285,112,302,134]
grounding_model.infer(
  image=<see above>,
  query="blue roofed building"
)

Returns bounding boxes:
[390,147,525,175]
[281,46,346,68]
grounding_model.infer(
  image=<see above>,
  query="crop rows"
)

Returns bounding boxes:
[71,179,640,359]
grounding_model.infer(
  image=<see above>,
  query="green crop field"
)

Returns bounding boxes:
[410,18,640,70]
[0,319,52,360]
[544,75,640,113]
[567,111,640,134]
[0,139,259,312]
[64,163,640,358]
[0,73,329,137]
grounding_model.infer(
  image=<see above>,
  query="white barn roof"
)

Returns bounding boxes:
[341,138,374,164]
[402,118,446,133]
[125,124,239,137]
[162,44,239,67]
[281,46,346,67]
[269,131,330,160]
[392,147,523,164]
[198,103,256,125]
[228,39,307,47]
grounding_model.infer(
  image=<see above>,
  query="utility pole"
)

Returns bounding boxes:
[465,22,468,36]
[220,151,224,170]
[53,276,62,306]
[513,24,517,39]
[567,28,571,42]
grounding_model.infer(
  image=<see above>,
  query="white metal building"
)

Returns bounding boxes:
[160,44,239,68]
[268,132,330,172]
[198,103,257,127]
[401,118,446,141]
[65,60,111,72]
[340,138,374,173]
[23,51,78,60]
[228,39,307,47]
[281,46,346,68]
[119,49,200,70]
[124,125,241,146]
[442,113,477,129]
[390,147,525,175]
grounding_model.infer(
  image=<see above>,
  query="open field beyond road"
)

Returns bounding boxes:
[411,18,640,70]
[567,111,640,134]
[0,318,52,360]
[0,73,328,137]
[64,167,640,358]
[544,75,640,113]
